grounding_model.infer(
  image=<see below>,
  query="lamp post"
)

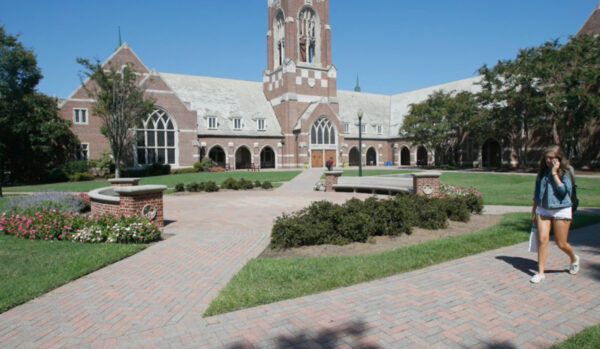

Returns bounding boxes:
[357,109,363,177]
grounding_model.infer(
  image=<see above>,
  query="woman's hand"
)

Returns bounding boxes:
[551,158,560,174]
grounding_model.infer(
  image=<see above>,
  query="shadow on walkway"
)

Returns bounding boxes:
[495,256,564,276]
[228,321,377,349]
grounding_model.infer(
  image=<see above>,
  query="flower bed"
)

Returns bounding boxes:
[0,210,161,243]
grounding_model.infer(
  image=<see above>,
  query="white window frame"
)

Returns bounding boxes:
[73,108,88,125]
[361,124,367,134]
[344,122,350,134]
[377,124,383,135]
[233,117,243,130]
[257,119,266,131]
[75,143,89,160]
[208,117,218,130]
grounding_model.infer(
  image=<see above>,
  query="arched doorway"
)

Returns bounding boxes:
[366,147,377,166]
[208,146,226,168]
[400,147,410,166]
[482,139,501,168]
[235,147,252,169]
[417,146,428,167]
[260,146,275,169]
[309,116,337,168]
[348,147,359,166]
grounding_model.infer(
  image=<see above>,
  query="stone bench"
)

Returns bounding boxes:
[333,175,413,195]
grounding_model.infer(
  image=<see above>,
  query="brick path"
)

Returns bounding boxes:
[1,173,599,348]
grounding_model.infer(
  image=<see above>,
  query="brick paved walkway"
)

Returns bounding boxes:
[1,172,599,348]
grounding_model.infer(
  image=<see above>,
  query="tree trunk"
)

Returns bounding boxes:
[552,119,560,145]
[114,149,121,179]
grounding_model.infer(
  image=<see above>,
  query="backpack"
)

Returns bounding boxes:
[568,167,579,212]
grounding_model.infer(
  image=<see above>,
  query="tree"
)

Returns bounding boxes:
[477,47,547,168]
[400,90,483,166]
[77,59,154,178]
[537,34,600,163]
[0,27,78,195]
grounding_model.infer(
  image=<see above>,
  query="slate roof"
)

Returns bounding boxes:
[159,72,282,137]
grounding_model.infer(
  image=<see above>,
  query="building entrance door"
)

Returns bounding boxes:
[311,150,323,168]
[324,150,336,167]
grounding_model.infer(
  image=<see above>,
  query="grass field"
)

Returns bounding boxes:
[440,172,600,206]
[552,324,600,348]
[0,235,147,313]
[2,170,301,193]
[204,213,600,316]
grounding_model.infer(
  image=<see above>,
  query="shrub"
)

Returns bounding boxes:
[44,168,68,183]
[440,184,483,214]
[147,163,171,176]
[186,182,201,192]
[88,150,114,177]
[204,181,219,192]
[73,215,161,243]
[222,178,240,190]
[193,161,204,172]
[464,192,484,214]
[438,196,470,222]
[172,168,197,174]
[254,180,262,187]
[407,195,448,230]
[200,157,217,171]
[5,191,89,214]
[261,181,273,190]
[68,172,94,182]
[174,183,185,192]
[62,160,90,175]
[239,178,254,190]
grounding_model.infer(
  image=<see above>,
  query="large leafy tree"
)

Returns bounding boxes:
[537,34,600,163]
[478,46,548,168]
[400,90,484,166]
[77,59,154,178]
[0,27,78,195]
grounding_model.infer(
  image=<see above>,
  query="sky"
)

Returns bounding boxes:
[1,1,598,98]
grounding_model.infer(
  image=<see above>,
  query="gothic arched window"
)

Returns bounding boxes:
[274,10,285,69]
[136,109,177,166]
[298,7,318,64]
[310,117,335,145]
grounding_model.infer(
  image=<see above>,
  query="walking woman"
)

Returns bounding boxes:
[530,145,579,283]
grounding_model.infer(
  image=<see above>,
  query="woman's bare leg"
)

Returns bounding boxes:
[536,215,552,275]
[553,219,576,262]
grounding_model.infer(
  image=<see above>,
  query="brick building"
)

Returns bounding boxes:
[59,0,600,170]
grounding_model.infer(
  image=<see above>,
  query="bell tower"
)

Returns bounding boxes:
[264,0,340,168]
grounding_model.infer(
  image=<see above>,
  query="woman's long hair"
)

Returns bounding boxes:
[537,145,570,179]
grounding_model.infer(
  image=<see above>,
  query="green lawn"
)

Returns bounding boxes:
[204,213,600,317]
[3,170,301,193]
[440,172,600,206]
[552,324,600,348]
[0,235,147,313]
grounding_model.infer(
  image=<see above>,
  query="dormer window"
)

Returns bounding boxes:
[257,119,266,131]
[208,117,218,129]
[233,117,243,130]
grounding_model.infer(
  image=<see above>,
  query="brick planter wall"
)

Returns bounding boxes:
[89,184,167,227]
[109,178,140,187]
[412,172,442,197]
[324,171,343,192]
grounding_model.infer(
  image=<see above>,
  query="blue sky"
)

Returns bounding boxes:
[0,1,597,98]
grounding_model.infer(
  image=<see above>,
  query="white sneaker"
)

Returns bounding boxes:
[569,255,580,275]
[530,274,545,284]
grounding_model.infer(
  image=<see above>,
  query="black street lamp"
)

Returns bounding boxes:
[357,109,363,177]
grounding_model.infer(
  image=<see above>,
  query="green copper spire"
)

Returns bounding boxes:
[354,74,361,92]
[118,26,122,49]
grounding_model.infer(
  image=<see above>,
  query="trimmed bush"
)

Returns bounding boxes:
[172,168,197,174]
[186,182,200,192]
[222,178,240,190]
[193,161,203,172]
[44,168,68,183]
[261,181,273,190]
[254,180,262,187]
[174,183,185,192]
[438,196,470,222]
[68,172,94,182]
[204,181,219,192]
[62,160,90,175]
[239,178,254,190]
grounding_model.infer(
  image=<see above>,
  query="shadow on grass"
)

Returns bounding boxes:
[228,321,377,349]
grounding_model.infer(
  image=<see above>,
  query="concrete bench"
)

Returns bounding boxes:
[333,175,413,195]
